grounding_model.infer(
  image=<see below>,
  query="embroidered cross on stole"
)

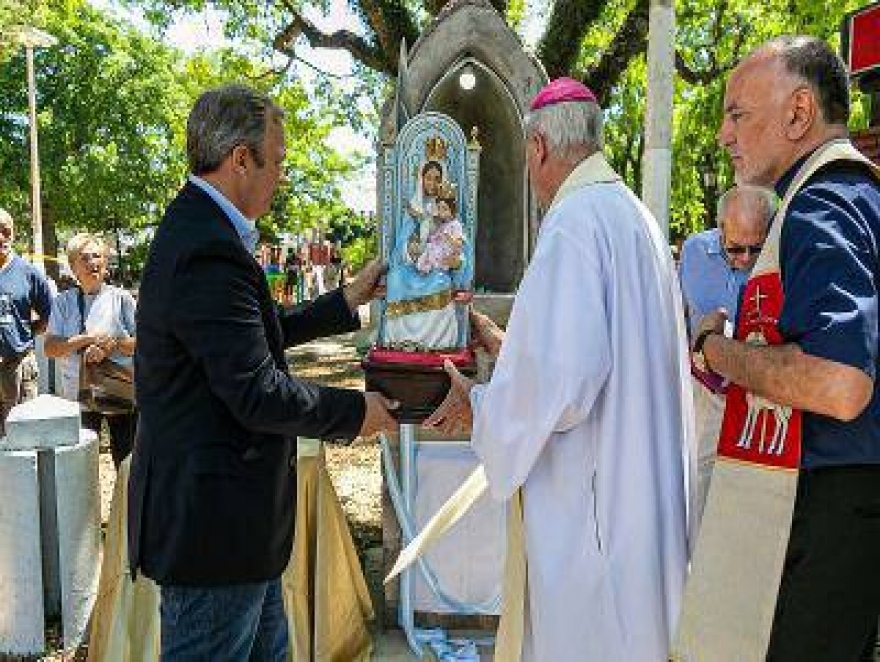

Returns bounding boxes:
[673,139,880,661]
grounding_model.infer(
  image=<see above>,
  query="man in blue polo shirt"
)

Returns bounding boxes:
[0,208,53,435]
[697,36,880,659]
[680,185,774,528]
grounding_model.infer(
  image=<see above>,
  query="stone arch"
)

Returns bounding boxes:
[378,0,546,294]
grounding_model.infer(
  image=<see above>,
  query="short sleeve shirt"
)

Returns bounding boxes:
[0,254,53,357]
[47,285,136,401]
[777,156,880,468]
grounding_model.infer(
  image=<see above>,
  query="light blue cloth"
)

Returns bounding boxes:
[679,228,750,337]
[385,212,472,304]
[188,175,259,253]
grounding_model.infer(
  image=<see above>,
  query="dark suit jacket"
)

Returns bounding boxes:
[128,181,365,586]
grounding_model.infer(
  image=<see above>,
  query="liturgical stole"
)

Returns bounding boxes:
[674,139,880,661]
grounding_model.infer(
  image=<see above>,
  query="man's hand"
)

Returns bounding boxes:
[356,391,399,440]
[95,335,119,354]
[470,309,504,358]
[343,259,387,312]
[83,343,107,365]
[423,360,476,436]
[694,308,729,350]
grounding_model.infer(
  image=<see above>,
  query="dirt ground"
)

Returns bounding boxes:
[286,332,384,557]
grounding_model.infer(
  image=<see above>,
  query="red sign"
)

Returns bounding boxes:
[844,2,880,78]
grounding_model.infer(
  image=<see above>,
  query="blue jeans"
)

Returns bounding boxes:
[160,579,288,662]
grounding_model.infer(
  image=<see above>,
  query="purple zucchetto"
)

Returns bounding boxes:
[529,77,598,111]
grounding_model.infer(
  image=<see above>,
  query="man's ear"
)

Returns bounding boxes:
[230,144,250,175]
[537,132,550,165]
[784,87,816,142]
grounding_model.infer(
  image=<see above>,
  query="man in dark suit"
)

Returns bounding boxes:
[129,84,397,661]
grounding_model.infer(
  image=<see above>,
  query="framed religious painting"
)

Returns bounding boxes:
[363,112,481,422]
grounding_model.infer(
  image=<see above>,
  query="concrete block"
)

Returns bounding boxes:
[2,395,80,451]
[0,449,45,656]
[55,430,100,649]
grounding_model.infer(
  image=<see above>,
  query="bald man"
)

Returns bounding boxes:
[680,186,775,527]
[696,36,880,659]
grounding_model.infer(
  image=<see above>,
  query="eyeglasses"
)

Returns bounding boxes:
[724,243,763,257]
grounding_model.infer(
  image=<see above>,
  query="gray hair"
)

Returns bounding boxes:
[186,84,285,175]
[716,185,777,229]
[761,36,850,126]
[0,208,12,229]
[523,100,604,159]
[66,232,108,267]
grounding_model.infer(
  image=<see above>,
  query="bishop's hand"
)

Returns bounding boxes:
[423,360,475,436]
[469,308,504,358]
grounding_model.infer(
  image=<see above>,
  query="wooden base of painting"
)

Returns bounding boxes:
[362,358,477,424]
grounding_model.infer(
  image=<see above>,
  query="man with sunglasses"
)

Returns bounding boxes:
[680,185,774,528]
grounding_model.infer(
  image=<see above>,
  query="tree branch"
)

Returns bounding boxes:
[424,0,447,15]
[273,0,420,76]
[537,0,605,79]
[272,4,392,74]
[674,1,747,86]
[355,0,419,71]
[583,0,649,106]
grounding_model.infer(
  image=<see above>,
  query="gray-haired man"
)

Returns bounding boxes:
[425,77,691,661]
[679,185,775,527]
[129,84,397,661]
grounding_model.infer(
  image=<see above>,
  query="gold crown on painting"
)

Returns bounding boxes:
[436,180,457,200]
[425,136,448,161]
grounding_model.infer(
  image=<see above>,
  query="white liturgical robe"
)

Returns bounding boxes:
[470,153,694,661]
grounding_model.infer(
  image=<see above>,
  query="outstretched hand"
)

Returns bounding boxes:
[423,360,475,436]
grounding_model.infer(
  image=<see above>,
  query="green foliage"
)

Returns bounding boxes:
[3,0,870,271]
[603,0,871,238]
[342,235,378,271]
[0,0,189,245]
[0,0,368,276]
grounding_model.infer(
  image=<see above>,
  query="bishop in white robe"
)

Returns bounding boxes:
[426,78,695,661]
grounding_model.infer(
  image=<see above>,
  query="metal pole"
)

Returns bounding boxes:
[641,0,675,238]
[25,44,45,270]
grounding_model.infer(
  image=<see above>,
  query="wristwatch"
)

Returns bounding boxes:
[692,328,719,373]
